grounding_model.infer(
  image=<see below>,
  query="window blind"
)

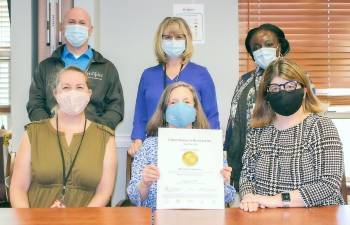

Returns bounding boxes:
[239,0,350,105]
[0,0,10,110]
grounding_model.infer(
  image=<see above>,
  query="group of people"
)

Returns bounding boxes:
[8,7,344,212]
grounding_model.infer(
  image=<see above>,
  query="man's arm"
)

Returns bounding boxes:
[26,65,50,121]
[95,63,124,129]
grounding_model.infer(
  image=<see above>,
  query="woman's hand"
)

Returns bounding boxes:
[138,165,160,201]
[141,165,160,187]
[50,200,66,208]
[240,194,260,212]
[220,166,232,184]
[128,139,142,156]
[240,194,283,212]
[256,194,282,208]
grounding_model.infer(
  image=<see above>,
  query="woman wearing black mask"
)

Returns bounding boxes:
[224,24,290,199]
[239,58,344,212]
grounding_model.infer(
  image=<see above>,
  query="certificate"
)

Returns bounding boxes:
[157,128,224,209]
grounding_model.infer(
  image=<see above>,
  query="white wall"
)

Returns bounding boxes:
[10,0,32,151]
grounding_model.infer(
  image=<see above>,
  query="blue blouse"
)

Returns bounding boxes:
[131,62,220,140]
[127,137,236,210]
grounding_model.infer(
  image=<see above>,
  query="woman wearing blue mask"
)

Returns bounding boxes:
[128,17,220,156]
[224,24,290,205]
[127,82,235,210]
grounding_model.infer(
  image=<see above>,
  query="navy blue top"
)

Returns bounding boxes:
[131,62,220,140]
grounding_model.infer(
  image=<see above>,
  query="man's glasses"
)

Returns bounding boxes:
[162,34,186,40]
[267,80,302,93]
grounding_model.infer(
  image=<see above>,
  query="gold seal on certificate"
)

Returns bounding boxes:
[157,128,225,209]
[182,151,198,166]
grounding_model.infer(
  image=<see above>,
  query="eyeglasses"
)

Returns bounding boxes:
[266,80,302,93]
[162,34,186,40]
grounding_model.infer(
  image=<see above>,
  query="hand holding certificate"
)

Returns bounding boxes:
[157,128,225,209]
[127,82,234,210]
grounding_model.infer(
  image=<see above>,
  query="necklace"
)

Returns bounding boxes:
[55,116,87,204]
[163,63,184,89]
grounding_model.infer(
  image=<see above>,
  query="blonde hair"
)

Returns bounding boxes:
[147,82,209,136]
[154,17,193,64]
[251,58,325,128]
[51,66,90,114]
[52,66,90,90]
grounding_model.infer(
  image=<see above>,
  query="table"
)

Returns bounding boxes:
[1,205,349,225]
[155,205,350,225]
[0,207,151,225]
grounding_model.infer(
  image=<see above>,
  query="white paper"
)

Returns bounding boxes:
[157,128,224,209]
[173,4,205,44]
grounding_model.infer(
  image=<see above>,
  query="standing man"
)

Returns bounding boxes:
[27,7,124,129]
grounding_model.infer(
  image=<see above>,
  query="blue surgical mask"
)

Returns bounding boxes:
[253,47,277,69]
[64,24,89,48]
[165,102,196,128]
[161,39,186,59]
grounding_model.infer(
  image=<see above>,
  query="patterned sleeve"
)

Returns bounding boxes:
[127,139,152,206]
[223,159,236,203]
[230,75,247,108]
[299,117,344,207]
[223,75,248,150]
[239,129,258,197]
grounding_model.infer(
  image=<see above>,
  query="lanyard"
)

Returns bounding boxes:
[163,63,184,89]
[56,116,87,202]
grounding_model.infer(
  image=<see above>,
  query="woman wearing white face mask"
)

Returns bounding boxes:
[128,17,220,156]
[223,24,290,206]
[10,67,117,208]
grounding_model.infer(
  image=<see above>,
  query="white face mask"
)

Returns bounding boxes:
[64,24,89,48]
[56,90,90,116]
[253,47,277,69]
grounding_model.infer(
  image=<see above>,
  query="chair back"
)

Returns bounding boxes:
[0,135,15,207]
[115,154,135,206]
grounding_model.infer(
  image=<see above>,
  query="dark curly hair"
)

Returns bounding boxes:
[245,23,290,60]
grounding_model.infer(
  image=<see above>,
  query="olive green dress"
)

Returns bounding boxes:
[25,119,114,208]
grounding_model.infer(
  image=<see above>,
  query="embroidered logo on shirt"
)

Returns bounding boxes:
[87,71,104,80]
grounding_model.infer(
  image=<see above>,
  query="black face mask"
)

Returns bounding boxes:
[265,88,304,116]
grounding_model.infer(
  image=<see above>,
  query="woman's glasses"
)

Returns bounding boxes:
[162,34,186,40]
[267,80,302,93]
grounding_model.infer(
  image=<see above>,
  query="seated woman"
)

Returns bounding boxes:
[127,82,235,210]
[10,67,117,208]
[239,58,344,212]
